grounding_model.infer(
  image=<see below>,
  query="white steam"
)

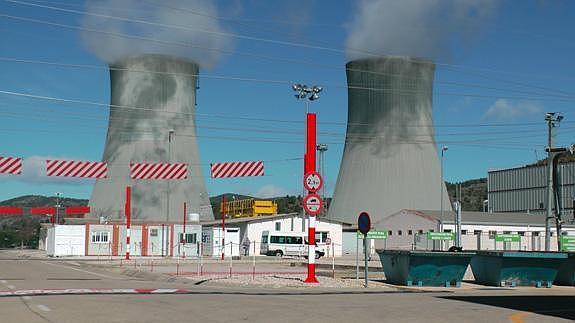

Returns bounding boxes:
[81,0,232,68]
[345,0,497,60]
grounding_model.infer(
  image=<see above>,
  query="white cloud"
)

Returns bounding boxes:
[255,184,290,198]
[483,99,543,121]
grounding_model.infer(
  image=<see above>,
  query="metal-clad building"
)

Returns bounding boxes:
[488,162,575,221]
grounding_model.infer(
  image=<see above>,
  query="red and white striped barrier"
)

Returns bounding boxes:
[46,159,107,178]
[0,156,22,175]
[0,288,191,297]
[210,161,264,178]
[130,162,187,179]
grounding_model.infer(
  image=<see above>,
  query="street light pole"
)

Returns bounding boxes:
[55,192,61,225]
[440,146,448,231]
[545,112,563,251]
[167,129,175,224]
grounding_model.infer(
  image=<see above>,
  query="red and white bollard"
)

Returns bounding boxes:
[125,186,131,261]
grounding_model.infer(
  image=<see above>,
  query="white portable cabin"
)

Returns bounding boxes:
[46,225,85,257]
[201,227,240,257]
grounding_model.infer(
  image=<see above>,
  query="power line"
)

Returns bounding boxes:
[5,0,575,86]
[1,89,572,130]
[2,56,573,100]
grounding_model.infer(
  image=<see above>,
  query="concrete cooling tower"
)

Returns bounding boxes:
[89,54,214,222]
[327,57,451,225]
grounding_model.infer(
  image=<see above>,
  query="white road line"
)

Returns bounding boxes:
[36,305,51,312]
[7,285,15,289]
[41,261,117,279]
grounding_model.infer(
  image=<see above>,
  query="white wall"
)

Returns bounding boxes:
[47,225,85,257]
[201,227,240,257]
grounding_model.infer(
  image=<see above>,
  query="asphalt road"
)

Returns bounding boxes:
[0,250,573,323]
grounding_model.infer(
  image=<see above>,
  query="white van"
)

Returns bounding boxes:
[260,231,324,259]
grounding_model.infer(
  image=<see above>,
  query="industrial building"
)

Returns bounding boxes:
[89,54,213,222]
[328,57,450,225]
[488,162,575,221]
[372,209,575,251]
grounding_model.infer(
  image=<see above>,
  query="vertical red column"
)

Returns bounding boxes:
[125,186,131,260]
[304,113,319,283]
[141,225,149,256]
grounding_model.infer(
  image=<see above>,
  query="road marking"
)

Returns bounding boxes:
[41,261,117,279]
[22,296,31,300]
[7,285,15,289]
[508,311,529,323]
[0,280,6,284]
[36,305,51,312]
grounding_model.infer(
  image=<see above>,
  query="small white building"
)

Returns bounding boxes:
[202,213,344,257]
[43,221,202,258]
[46,225,85,257]
[201,227,241,258]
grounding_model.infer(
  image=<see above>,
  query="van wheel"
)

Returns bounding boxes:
[274,250,283,257]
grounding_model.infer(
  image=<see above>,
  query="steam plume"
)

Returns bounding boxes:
[345,0,497,60]
[81,0,232,68]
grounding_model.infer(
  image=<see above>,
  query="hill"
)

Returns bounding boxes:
[446,178,487,212]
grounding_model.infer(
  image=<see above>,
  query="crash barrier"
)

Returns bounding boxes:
[377,249,474,287]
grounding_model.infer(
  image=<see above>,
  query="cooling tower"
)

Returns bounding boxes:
[327,57,451,225]
[89,54,213,222]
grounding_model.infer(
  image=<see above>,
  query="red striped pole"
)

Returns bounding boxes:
[125,186,131,260]
[304,113,319,283]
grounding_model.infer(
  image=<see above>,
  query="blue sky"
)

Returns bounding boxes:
[0,0,574,201]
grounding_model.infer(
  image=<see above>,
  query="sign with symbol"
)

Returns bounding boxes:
[303,193,323,216]
[426,232,455,241]
[303,171,323,193]
[357,212,371,235]
[325,238,331,245]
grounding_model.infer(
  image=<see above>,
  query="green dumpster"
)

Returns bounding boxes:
[470,251,568,287]
[554,252,574,286]
[377,250,474,287]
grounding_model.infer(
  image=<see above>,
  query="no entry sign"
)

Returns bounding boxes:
[303,193,323,216]
[304,171,323,193]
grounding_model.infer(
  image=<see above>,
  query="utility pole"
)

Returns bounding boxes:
[440,146,448,231]
[167,129,175,224]
[54,192,61,225]
[545,112,563,251]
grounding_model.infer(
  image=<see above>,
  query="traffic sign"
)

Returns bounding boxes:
[303,171,323,193]
[303,193,323,216]
[426,232,455,241]
[325,237,332,244]
[357,230,387,239]
[495,234,520,242]
[357,212,371,235]
[560,235,575,251]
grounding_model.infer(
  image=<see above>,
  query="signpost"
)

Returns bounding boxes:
[426,232,455,241]
[357,230,388,239]
[303,171,323,193]
[303,193,323,216]
[495,234,521,243]
[560,235,575,251]
[357,212,371,288]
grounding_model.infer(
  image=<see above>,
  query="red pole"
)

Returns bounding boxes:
[304,113,319,283]
[125,186,131,260]
[221,195,226,261]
